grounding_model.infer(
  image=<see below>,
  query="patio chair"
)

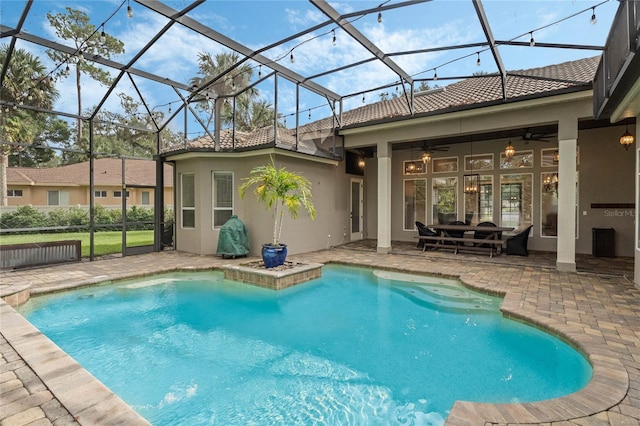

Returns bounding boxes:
[446,220,467,245]
[415,221,440,249]
[506,225,534,256]
[473,222,500,248]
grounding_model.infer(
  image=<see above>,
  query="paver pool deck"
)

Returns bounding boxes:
[1,241,639,425]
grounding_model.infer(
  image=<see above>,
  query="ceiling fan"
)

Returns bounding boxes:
[522,129,556,143]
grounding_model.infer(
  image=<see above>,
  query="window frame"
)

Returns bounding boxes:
[7,189,23,197]
[212,171,234,229]
[181,172,196,229]
[403,178,427,231]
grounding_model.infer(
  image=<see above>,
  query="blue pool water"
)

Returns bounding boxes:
[18,265,591,425]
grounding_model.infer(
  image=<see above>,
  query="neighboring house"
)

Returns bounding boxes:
[5,158,174,210]
[164,52,638,272]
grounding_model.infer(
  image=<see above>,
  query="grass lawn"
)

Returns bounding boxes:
[0,230,154,257]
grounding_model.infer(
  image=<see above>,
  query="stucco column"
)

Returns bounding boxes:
[556,118,578,272]
[377,141,392,254]
[634,114,639,289]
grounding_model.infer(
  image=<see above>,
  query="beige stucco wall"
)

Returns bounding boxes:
[5,185,173,208]
[173,151,353,256]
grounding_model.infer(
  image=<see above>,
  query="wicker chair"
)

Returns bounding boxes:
[506,225,534,256]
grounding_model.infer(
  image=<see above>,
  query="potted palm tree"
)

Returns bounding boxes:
[238,157,316,268]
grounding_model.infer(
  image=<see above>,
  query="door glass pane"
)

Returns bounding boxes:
[404,179,426,230]
[541,172,559,236]
[500,173,533,228]
[432,177,457,224]
[351,181,360,233]
[465,175,493,225]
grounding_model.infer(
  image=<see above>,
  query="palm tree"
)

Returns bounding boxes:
[190,52,276,132]
[0,45,60,206]
[238,157,316,248]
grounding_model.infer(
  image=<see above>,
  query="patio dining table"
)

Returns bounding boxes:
[417,224,514,257]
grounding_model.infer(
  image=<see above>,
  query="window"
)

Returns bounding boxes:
[113,190,130,198]
[141,191,150,205]
[404,179,426,230]
[403,160,427,175]
[464,153,493,171]
[48,190,59,206]
[500,174,533,228]
[541,172,559,236]
[181,173,195,228]
[94,190,107,198]
[432,157,458,173]
[7,189,22,197]
[432,177,457,224]
[464,175,493,225]
[212,171,233,228]
[500,150,533,169]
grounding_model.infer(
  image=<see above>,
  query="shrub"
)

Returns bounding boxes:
[0,205,48,231]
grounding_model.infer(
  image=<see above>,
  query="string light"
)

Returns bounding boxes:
[362,93,365,103]
[433,69,438,80]
[64,64,71,76]
[529,32,535,47]
[590,7,597,24]
[77,50,84,63]
[476,52,481,66]
[290,52,294,63]
[377,12,382,23]
[308,109,311,120]
[168,103,172,114]
[100,25,106,43]
[258,65,262,78]
[332,29,336,46]
[127,0,133,18]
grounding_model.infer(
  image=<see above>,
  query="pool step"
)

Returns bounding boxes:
[373,270,500,313]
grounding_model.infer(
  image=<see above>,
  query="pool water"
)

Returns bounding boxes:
[19,265,592,425]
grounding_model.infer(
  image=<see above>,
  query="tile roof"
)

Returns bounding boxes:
[7,158,173,187]
[165,56,598,156]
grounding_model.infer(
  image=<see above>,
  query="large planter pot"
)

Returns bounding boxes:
[261,243,288,268]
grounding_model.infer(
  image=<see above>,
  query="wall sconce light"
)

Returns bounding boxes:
[504,142,515,160]
[619,124,635,150]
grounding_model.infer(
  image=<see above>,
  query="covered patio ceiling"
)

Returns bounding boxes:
[0,0,618,142]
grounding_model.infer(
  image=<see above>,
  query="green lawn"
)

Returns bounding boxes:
[0,231,154,257]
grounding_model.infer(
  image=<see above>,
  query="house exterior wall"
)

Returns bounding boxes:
[5,185,173,209]
[346,95,636,257]
[173,151,351,257]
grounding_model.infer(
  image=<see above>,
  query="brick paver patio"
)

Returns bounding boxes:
[1,243,639,425]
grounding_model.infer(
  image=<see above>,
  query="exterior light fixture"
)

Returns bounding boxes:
[290,52,294,63]
[590,7,597,24]
[421,151,431,164]
[377,12,382,23]
[619,124,635,150]
[332,29,336,46]
[358,159,365,169]
[127,0,133,18]
[529,32,535,47]
[504,142,516,160]
[476,52,481,66]
[64,64,71,76]
[362,93,365,103]
[433,69,437,80]
[258,65,262,78]
[463,174,480,194]
[100,26,106,43]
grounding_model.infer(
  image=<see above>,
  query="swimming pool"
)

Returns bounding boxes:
[18,265,591,425]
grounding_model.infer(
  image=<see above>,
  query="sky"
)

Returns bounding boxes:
[1,0,620,139]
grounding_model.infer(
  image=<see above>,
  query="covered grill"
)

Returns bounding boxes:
[216,215,250,258]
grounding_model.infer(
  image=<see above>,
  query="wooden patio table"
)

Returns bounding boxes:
[416,224,514,257]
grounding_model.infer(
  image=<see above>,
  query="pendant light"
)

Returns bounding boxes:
[619,123,635,150]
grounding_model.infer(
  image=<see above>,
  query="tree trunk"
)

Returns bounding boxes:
[0,152,8,207]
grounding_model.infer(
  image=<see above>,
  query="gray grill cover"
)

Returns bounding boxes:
[216,215,250,258]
